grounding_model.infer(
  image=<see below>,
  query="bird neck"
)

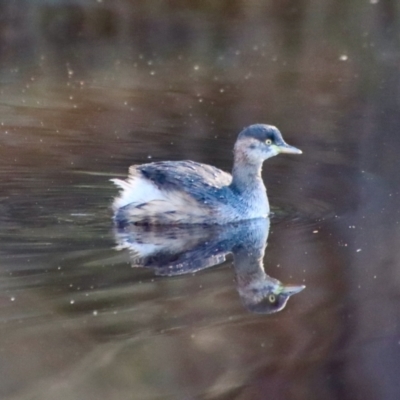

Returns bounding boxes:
[234,249,267,288]
[230,152,265,194]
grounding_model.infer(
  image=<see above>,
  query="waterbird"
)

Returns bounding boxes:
[112,124,302,225]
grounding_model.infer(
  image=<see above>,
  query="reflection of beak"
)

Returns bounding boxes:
[279,284,306,296]
[276,143,302,154]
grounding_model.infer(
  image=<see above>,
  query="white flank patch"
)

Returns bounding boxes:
[129,243,163,259]
[111,177,168,210]
[111,174,213,223]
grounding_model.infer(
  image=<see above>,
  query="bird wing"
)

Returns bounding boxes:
[132,160,232,197]
[112,160,233,223]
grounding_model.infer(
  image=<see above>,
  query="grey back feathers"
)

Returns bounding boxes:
[136,160,231,192]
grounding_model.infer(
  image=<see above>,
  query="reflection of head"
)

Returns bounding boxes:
[238,279,305,314]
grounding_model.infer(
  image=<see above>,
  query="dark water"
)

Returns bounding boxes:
[1,1,400,399]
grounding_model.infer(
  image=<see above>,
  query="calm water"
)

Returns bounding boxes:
[1,2,400,400]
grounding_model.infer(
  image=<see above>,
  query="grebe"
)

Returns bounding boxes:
[112,124,301,225]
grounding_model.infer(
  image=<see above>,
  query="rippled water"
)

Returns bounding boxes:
[2,2,400,400]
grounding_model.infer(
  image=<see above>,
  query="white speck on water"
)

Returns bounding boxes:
[70,300,75,304]
[193,65,199,71]
[339,54,348,61]
[93,310,98,316]
[150,71,155,75]
[370,0,378,3]
[147,155,152,159]
[374,275,377,279]
[356,249,362,252]
[10,297,15,302]
[313,230,319,233]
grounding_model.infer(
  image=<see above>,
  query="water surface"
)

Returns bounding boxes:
[1,2,400,400]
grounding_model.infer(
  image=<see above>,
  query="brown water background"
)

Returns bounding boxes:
[1,1,400,399]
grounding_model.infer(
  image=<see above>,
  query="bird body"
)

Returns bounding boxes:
[112,124,301,225]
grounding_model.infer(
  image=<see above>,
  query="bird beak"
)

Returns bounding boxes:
[276,143,302,154]
[279,284,306,296]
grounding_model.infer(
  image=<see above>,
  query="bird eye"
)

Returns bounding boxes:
[268,294,276,303]
[265,139,272,145]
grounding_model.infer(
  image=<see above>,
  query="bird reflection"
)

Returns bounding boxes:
[113,218,305,314]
